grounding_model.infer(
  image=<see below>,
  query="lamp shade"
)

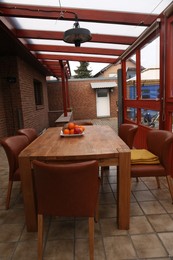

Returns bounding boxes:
[63,27,92,47]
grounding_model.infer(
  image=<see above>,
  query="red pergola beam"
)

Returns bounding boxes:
[36,53,117,63]
[16,29,137,45]
[27,44,124,56]
[0,3,158,26]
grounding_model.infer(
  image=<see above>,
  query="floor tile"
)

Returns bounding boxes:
[0,223,24,243]
[47,220,75,240]
[139,201,166,215]
[11,241,38,260]
[0,242,17,259]
[44,239,74,260]
[75,237,105,260]
[75,219,101,238]
[132,190,156,202]
[158,232,173,256]
[129,216,154,234]
[131,234,167,258]
[104,236,137,260]
[147,214,173,232]
[100,218,127,236]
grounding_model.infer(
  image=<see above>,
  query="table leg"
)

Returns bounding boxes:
[19,157,37,232]
[117,149,131,229]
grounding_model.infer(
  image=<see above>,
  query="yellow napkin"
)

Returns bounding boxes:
[131,149,160,164]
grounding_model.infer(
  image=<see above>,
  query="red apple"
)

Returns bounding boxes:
[74,127,82,134]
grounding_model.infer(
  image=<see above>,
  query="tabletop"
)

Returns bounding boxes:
[21,125,129,162]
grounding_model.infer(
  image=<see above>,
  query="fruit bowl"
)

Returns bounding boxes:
[61,122,85,137]
[60,130,85,137]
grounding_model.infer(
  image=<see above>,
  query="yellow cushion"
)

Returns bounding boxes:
[131,149,160,164]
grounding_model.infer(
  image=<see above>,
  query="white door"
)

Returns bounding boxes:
[96,89,110,117]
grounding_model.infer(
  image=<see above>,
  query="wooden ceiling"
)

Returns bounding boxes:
[0,2,166,78]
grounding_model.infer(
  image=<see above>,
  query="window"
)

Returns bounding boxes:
[97,89,108,97]
[34,79,44,109]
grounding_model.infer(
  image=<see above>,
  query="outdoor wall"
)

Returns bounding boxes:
[47,77,118,126]
[0,81,7,138]
[18,58,49,133]
[47,80,64,126]
[0,56,20,137]
[0,56,49,139]
[95,60,136,78]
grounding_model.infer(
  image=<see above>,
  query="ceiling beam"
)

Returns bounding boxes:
[0,3,158,26]
[16,29,137,45]
[27,44,124,56]
[36,53,117,63]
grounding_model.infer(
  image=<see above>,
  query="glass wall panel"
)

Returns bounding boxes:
[126,54,136,100]
[126,107,137,122]
[140,37,160,100]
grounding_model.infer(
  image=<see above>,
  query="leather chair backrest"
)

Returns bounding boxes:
[0,135,29,180]
[119,123,138,149]
[32,160,100,217]
[17,128,37,143]
[147,130,173,174]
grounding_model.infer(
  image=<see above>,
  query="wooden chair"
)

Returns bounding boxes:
[101,123,138,182]
[0,135,29,209]
[32,160,100,260]
[131,130,173,202]
[17,128,37,143]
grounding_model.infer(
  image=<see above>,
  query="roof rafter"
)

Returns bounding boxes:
[27,44,124,56]
[16,29,137,45]
[0,3,158,26]
[36,53,117,63]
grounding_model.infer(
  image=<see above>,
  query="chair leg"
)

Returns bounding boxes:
[6,181,13,210]
[156,177,160,189]
[136,177,139,182]
[38,214,44,260]
[166,175,173,203]
[88,217,94,260]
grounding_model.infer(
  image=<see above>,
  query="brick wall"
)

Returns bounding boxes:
[0,56,49,139]
[0,56,19,137]
[47,78,118,125]
[18,58,49,134]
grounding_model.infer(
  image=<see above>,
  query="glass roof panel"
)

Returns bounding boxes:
[28,39,128,50]
[2,0,172,14]
[11,17,146,37]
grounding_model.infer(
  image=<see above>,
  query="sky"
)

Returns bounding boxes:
[69,62,109,76]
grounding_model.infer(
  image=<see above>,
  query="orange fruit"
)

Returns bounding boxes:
[69,129,74,134]
[63,128,70,135]
[79,127,84,133]
[80,125,85,131]
[68,122,75,129]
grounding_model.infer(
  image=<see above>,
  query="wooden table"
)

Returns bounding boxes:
[19,125,131,232]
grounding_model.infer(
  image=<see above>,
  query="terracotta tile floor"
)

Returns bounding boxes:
[1,119,173,259]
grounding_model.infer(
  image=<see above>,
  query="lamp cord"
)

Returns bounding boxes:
[58,0,62,9]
